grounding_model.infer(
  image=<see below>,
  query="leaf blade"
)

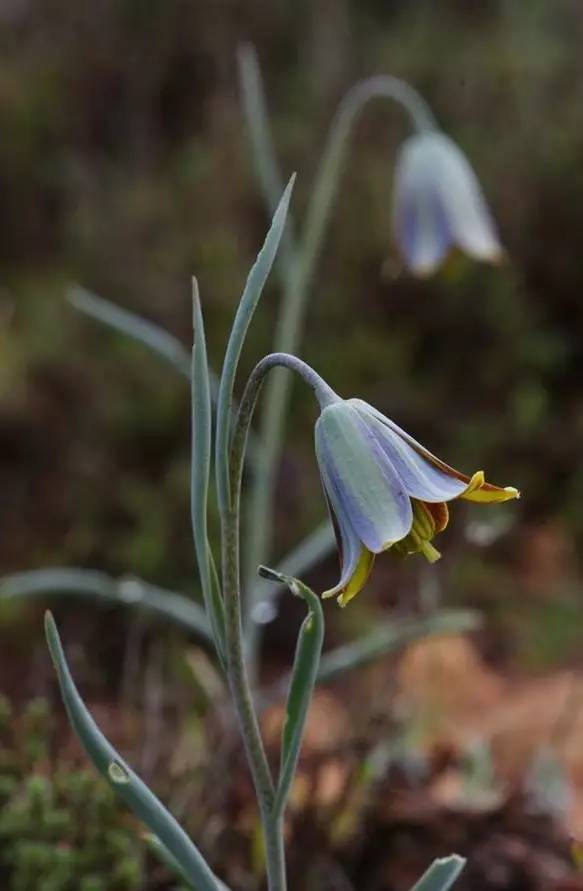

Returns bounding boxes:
[45,612,221,891]
[258,567,324,819]
[316,609,481,684]
[191,279,227,667]
[69,285,193,380]
[1,568,212,641]
[410,855,465,891]
[237,43,285,216]
[214,175,295,518]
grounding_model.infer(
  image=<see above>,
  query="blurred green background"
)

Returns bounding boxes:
[2,1,583,888]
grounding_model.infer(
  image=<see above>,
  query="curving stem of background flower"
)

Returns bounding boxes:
[238,46,502,679]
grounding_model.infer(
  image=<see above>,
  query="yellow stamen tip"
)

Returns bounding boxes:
[466,470,485,494]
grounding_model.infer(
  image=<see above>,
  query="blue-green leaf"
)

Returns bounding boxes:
[146,834,195,888]
[215,175,295,518]
[316,609,480,683]
[256,609,481,715]
[69,285,262,466]
[410,855,465,891]
[258,566,324,819]
[1,568,212,641]
[237,43,298,294]
[237,43,285,217]
[45,612,221,891]
[191,279,227,668]
[69,286,193,380]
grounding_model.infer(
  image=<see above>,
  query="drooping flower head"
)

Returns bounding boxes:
[315,397,518,606]
[392,131,502,276]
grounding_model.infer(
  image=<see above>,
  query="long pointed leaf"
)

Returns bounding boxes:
[45,612,221,891]
[237,43,298,298]
[69,286,194,381]
[410,855,465,891]
[146,834,196,888]
[214,175,295,518]
[69,285,262,464]
[1,568,212,641]
[258,566,324,819]
[316,609,480,684]
[256,609,481,711]
[237,43,285,216]
[191,279,226,668]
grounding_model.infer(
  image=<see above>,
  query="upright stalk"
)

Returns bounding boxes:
[244,75,437,670]
[221,505,284,891]
[222,353,334,891]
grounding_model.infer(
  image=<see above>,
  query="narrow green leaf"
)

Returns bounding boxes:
[237,44,285,217]
[191,279,227,668]
[44,612,221,891]
[258,566,324,819]
[146,834,208,889]
[69,285,262,465]
[1,568,212,641]
[149,837,232,891]
[410,855,465,891]
[215,175,295,518]
[316,609,481,684]
[147,837,192,886]
[69,286,193,380]
[237,43,297,292]
[256,609,481,713]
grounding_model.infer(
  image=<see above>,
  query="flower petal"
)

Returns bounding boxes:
[351,400,519,504]
[461,476,520,503]
[393,138,452,276]
[429,132,503,264]
[315,403,413,552]
[320,483,375,605]
[352,400,468,502]
[336,549,374,607]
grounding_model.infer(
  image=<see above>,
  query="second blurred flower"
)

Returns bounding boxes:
[392,131,502,276]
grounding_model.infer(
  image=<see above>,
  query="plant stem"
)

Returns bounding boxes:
[244,76,437,673]
[222,353,333,890]
[222,504,287,891]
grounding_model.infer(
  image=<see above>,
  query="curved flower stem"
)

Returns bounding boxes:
[244,73,438,671]
[222,354,333,891]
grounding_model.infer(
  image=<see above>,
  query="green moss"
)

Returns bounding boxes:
[0,699,144,891]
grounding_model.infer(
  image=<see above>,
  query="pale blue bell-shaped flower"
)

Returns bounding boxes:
[392,131,502,276]
[315,397,518,606]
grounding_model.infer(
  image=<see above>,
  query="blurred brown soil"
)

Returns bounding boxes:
[257,634,583,890]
